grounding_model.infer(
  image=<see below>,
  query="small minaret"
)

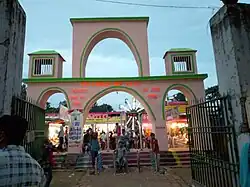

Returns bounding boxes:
[28,50,65,78]
[163,48,198,75]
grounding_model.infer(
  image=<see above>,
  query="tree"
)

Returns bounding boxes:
[173,92,186,102]
[45,102,58,113]
[205,85,220,100]
[59,100,67,107]
[45,100,114,114]
[89,103,114,112]
[45,102,52,113]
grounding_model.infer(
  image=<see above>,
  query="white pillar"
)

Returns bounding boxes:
[210,5,250,185]
[210,4,250,135]
[0,0,26,115]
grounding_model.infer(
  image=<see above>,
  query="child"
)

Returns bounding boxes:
[150,133,160,172]
[90,132,100,172]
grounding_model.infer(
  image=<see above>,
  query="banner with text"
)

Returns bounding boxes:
[68,121,82,153]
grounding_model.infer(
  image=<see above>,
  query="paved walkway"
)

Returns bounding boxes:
[51,168,191,187]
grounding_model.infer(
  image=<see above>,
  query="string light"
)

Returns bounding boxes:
[94,0,219,10]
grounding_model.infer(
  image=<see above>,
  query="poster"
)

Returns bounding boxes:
[68,120,83,153]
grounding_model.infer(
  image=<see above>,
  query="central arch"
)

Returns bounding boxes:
[83,86,156,126]
[162,83,197,120]
[80,28,143,77]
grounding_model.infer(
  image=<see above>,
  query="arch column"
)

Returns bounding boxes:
[153,119,168,151]
[150,99,169,151]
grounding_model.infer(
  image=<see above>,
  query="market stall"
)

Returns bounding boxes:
[165,101,189,148]
[45,113,69,146]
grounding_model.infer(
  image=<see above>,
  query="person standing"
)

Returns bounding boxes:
[58,125,64,152]
[41,139,54,187]
[90,132,100,172]
[115,123,121,137]
[83,128,92,154]
[64,126,68,151]
[100,131,106,150]
[150,133,160,172]
[0,115,46,186]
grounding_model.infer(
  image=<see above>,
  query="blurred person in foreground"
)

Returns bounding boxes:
[0,115,46,186]
[41,139,55,187]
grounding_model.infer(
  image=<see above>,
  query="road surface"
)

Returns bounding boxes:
[51,167,191,187]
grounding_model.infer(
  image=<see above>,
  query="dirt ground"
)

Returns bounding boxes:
[51,167,191,187]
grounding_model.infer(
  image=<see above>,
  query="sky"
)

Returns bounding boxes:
[19,0,250,110]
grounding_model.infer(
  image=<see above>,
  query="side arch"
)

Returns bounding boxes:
[80,28,143,77]
[37,87,71,109]
[162,83,197,120]
[83,86,156,125]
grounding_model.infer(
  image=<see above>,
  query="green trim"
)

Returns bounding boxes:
[163,48,197,59]
[83,86,156,121]
[171,54,195,74]
[37,87,71,109]
[31,57,56,77]
[79,28,143,77]
[162,83,197,120]
[28,50,65,61]
[23,74,207,83]
[70,17,149,24]
[29,50,59,55]
[169,48,196,52]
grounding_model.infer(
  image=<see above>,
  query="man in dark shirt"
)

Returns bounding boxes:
[150,133,160,172]
[82,128,92,154]
[41,139,54,187]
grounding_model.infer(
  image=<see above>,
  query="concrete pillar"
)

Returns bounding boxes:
[0,0,26,116]
[210,3,250,134]
[153,118,168,151]
[210,3,250,157]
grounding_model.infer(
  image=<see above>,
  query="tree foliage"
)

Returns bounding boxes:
[59,100,67,107]
[205,85,220,100]
[173,92,186,102]
[89,102,114,112]
[45,102,59,113]
[45,100,114,113]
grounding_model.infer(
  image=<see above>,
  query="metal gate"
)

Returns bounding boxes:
[11,95,45,160]
[187,96,239,187]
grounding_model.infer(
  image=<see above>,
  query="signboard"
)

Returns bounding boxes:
[165,104,188,114]
[165,104,188,120]
[68,111,83,153]
[86,116,120,124]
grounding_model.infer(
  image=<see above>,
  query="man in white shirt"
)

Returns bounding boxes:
[58,125,64,151]
[0,115,46,186]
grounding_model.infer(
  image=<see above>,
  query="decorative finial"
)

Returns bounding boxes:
[221,0,238,5]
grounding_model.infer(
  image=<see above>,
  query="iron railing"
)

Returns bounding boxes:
[187,96,239,187]
[11,95,45,160]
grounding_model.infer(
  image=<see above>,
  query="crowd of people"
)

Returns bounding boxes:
[0,116,160,186]
[83,123,154,151]
[82,126,160,172]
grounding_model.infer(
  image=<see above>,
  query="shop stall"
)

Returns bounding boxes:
[45,113,69,146]
[165,101,189,148]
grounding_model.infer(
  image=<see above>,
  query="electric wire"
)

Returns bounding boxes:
[94,0,220,10]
